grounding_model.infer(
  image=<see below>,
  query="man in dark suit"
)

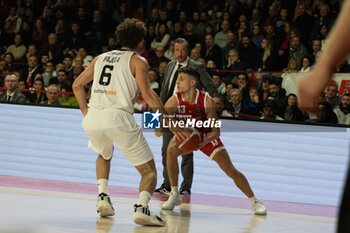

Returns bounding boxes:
[0,72,27,103]
[157,38,216,195]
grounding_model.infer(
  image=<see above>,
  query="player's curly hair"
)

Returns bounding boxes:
[115,18,146,49]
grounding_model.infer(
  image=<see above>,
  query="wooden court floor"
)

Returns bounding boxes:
[0,176,337,233]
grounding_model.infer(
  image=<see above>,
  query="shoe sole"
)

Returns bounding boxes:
[254,211,267,216]
[133,212,165,226]
[97,202,115,217]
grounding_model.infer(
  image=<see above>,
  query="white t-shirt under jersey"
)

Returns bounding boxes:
[88,50,139,113]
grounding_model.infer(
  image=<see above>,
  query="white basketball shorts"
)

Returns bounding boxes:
[82,108,153,166]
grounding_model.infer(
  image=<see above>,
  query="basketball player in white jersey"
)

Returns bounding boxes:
[72,18,165,226]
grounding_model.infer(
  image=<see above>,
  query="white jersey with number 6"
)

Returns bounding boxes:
[88,50,138,113]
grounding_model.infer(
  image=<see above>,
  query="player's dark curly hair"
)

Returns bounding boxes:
[115,18,146,49]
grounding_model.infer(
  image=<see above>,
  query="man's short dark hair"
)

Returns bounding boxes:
[178,66,200,80]
[115,18,146,49]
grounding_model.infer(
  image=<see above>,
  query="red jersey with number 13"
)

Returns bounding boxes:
[175,90,209,133]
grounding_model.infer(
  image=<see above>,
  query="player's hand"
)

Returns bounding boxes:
[298,67,332,114]
[198,133,208,149]
[172,128,189,142]
[154,128,164,137]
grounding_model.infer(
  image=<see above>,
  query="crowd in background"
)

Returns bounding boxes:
[0,0,349,125]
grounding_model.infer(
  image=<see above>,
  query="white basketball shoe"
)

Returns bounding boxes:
[97,193,115,217]
[133,204,165,226]
[252,199,267,215]
[161,191,182,210]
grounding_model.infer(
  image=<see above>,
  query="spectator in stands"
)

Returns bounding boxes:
[183,21,199,50]
[171,22,184,40]
[294,3,314,45]
[65,21,85,52]
[148,68,160,95]
[40,33,64,64]
[264,24,282,52]
[6,33,27,62]
[283,93,306,121]
[212,73,226,95]
[59,83,78,107]
[164,40,175,61]
[196,11,210,36]
[268,78,287,118]
[28,78,46,104]
[249,8,261,29]
[25,44,37,62]
[314,101,338,124]
[54,18,69,45]
[201,33,222,69]
[32,18,47,48]
[251,24,263,48]
[289,35,309,66]
[62,54,74,80]
[213,93,233,117]
[190,47,206,66]
[333,94,350,125]
[282,57,299,77]
[258,38,278,71]
[151,23,171,50]
[0,59,7,84]
[19,21,32,47]
[311,39,322,63]
[50,69,71,88]
[40,54,50,67]
[144,24,156,51]
[324,82,341,109]
[237,33,260,70]
[22,55,44,87]
[299,56,312,72]
[0,72,26,103]
[3,52,15,71]
[244,87,262,117]
[260,100,283,120]
[149,46,170,69]
[223,48,243,69]
[76,47,93,68]
[41,84,60,105]
[41,61,55,88]
[214,20,231,48]
[227,88,247,117]
[311,4,334,40]
[5,6,22,34]
[157,61,167,85]
[221,31,238,65]
[156,9,172,38]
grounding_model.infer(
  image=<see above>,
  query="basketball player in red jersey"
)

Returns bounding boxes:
[160,66,267,215]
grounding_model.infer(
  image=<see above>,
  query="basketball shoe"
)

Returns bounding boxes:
[252,199,267,215]
[161,191,182,210]
[97,193,115,217]
[133,204,165,226]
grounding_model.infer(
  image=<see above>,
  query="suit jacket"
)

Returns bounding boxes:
[0,90,27,103]
[160,58,216,104]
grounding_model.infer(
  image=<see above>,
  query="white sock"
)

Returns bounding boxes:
[97,179,108,194]
[249,196,257,203]
[137,191,151,207]
[171,186,179,195]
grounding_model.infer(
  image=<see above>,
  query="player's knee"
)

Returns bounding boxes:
[144,169,157,182]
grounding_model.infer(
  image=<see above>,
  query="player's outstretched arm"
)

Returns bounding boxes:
[72,58,97,116]
[298,1,350,113]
